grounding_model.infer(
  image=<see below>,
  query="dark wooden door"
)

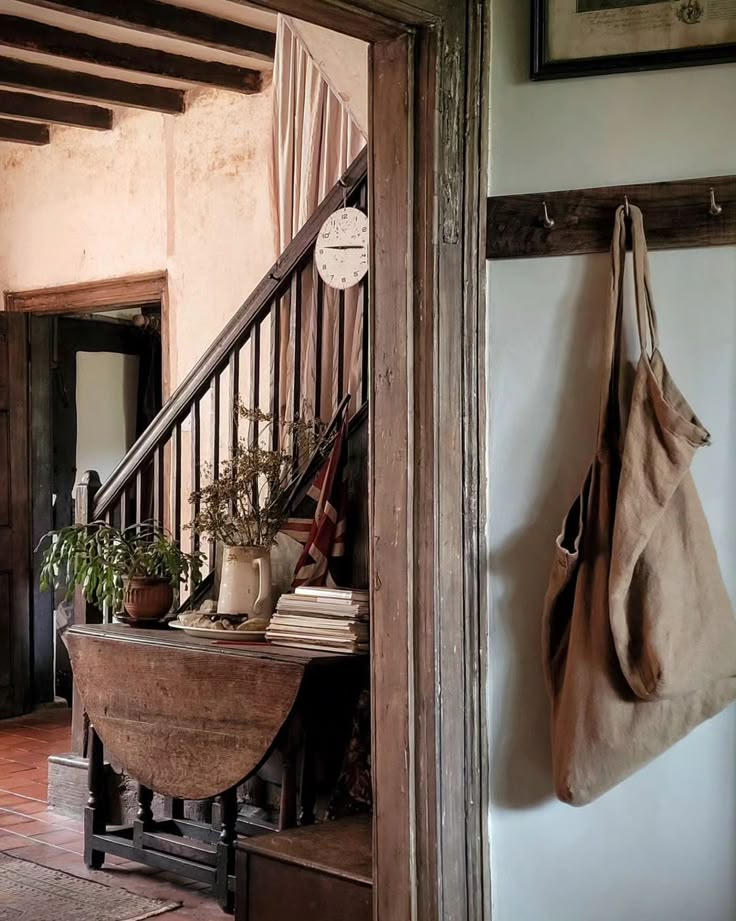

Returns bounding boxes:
[0,313,31,718]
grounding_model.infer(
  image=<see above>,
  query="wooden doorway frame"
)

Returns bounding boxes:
[5,273,169,707]
[5,271,171,399]
[3,1,490,913]
[255,3,490,920]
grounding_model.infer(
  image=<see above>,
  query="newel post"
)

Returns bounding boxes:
[71,470,102,756]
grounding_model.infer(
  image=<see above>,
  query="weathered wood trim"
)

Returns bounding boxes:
[7,271,171,417]
[5,272,168,314]
[462,2,492,918]
[230,0,407,40]
[0,15,262,93]
[369,33,414,921]
[0,58,185,113]
[487,174,736,259]
[26,0,277,61]
[433,7,488,920]
[29,318,54,706]
[411,25,439,921]
[0,314,32,718]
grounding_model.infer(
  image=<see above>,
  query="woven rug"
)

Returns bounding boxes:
[0,854,180,921]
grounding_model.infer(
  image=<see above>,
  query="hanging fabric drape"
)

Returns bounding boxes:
[271,16,366,426]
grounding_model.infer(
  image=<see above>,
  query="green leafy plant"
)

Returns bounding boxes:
[188,403,323,550]
[38,521,204,613]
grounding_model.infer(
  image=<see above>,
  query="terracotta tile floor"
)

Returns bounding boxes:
[0,707,225,919]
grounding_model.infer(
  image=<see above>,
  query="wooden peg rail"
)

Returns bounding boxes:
[487,175,736,260]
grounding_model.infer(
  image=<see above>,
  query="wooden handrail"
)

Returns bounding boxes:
[94,148,368,518]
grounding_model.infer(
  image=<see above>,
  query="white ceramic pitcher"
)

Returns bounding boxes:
[218,546,274,618]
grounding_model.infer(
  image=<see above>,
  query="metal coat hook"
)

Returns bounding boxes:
[709,187,723,217]
[338,177,348,210]
[542,200,555,230]
[624,195,631,218]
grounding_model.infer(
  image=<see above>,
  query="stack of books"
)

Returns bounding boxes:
[266,586,369,654]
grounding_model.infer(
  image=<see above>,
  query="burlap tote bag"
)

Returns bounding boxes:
[542,204,736,806]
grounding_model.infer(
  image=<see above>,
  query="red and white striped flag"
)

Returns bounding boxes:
[282,415,349,587]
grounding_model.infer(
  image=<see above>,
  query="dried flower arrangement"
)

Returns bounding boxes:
[188,402,322,550]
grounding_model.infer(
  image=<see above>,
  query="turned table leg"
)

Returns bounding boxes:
[133,783,154,848]
[216,786,237,913]
[279,717,302,831]
[300,741,316,827]
[84,726,106,870]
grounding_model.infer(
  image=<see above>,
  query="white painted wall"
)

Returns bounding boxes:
[0,87,277,393]
[76,351,140,487]
[487,5,736,921]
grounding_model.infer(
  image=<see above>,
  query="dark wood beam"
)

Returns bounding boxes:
[0,89,111,129]
[0,15,263,93]
[226,0,410,39]
[0,58,185,113]
[0,117,50,145]
[487,175,736,258]
[26,0,276,61]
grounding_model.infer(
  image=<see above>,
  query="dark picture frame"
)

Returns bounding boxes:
[532,0,736,80]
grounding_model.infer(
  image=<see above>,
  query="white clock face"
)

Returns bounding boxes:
[316,207,369,291]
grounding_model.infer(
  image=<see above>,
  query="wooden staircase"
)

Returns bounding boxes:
[68,148,369,752]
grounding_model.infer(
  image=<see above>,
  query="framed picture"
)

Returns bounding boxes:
[532,0,736,79]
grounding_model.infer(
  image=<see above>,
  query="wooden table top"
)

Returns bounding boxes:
[67,624,361,800]
[69,623,352,666]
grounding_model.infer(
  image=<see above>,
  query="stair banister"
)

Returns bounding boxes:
[93,148,368,521]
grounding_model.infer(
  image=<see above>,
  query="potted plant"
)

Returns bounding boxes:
[188,404,320,619]
[38,521,203,622]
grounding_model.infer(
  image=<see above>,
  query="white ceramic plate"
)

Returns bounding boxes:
[169,622,267,642]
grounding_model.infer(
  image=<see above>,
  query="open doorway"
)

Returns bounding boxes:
[47,307,163,705]
[0,0,487,918]
[6,276,167,707]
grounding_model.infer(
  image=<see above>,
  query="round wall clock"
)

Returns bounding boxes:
[316,207,369,291]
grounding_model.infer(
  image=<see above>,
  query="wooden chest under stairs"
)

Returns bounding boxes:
[235,816,372,921]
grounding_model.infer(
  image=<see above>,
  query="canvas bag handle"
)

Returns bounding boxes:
[596,204,660,454]
[630,205,660,357]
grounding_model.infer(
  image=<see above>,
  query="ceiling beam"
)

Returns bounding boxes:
[0,58,185,113]
[0,88,111,129]
[0,116,50,145]
[22,0,276,61]
[0,15,263,93]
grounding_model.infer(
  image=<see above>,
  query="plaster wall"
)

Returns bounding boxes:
[0,86,277,392]
[487,5,736,921]
[76,351,140,487]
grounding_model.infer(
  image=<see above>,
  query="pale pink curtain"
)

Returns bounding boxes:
[271,16,366,426]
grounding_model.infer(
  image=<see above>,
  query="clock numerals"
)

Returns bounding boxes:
[316,207,370,291]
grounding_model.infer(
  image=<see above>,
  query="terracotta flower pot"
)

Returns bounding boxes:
[123,576,174,622]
